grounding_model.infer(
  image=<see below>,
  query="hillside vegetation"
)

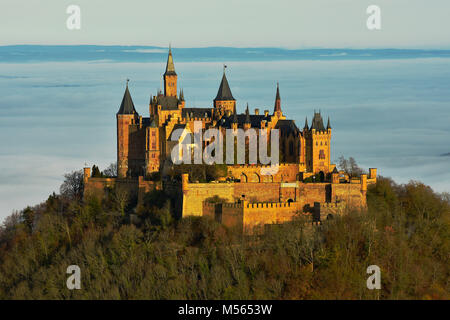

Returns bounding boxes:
[0,173,448,299]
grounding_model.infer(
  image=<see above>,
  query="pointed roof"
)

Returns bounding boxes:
[179,89,184,101]
[304,116,309,130]
[327,117,331,129]
[274,82,281,112]
[214,71,235,101]
[244,104,251,124]
[164,46,176,76]
[232,111,238,124]
[117,82,137,115]
[311,112,326,131]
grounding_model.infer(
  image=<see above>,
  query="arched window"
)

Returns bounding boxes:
[319,150,325,160]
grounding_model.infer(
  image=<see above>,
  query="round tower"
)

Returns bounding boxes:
[117,81,138,178]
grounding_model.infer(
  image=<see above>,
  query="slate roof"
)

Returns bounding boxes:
[182,108,213,119]
[214,72,235,101]
[155,95,180,110]
[216,113,270,129]
[311,112,326,131]
[275,120,300,136]
[117,85,137,115]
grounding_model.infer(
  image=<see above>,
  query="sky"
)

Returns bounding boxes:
[0,0,449,48]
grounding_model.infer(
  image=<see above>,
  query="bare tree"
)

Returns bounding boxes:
[113,188,129,216]
[103,162,118,177]
[338,156,364,178]
[60,170,84,201]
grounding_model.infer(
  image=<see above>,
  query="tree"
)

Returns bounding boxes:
[338,156,363,178]
[113,188,129,216]
[60,170,84,201]
[103,162,117,177]
[91,165,102,178]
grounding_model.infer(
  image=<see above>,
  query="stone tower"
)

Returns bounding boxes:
[146,118,160,175]
[164,46,177,97]
[214,68,236,118]
[117,81,139,178]
[304,112,332,174]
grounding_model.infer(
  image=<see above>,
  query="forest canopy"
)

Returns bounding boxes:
[0,171,448,299]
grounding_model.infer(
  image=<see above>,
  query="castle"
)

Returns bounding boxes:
[83,47,377,234]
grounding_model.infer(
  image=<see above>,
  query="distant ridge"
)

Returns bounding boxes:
[1,46,450,63]
[440,152,450,157]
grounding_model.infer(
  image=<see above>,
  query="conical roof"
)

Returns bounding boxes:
[214,72,235,101]
[117,84,137,115]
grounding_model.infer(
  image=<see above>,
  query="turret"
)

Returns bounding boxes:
[232,111,238,130]
[117,80,138,178]
[214,66,236,117]
[305,111,332,174]
[244,103,251,130]
[83,167,91,184]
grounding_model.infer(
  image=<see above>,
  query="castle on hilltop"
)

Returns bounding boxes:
[84,47,377,233]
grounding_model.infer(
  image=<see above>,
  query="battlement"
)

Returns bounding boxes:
[246,201,295,209]
[231,163,297,169]
[321,202,344,209]
[310,129,331,136]
[223,202,244,208]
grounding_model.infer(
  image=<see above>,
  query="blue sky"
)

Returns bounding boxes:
[0,0,449,48]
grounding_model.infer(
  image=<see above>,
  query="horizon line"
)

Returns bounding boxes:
[2,44,450,51]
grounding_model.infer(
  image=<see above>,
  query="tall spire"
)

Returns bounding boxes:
[304,116,309,130]
[274,82,281,113]
[244,103,251,124]
[232,111,238,124]
[164,45,176,76]
[327,117,331,129]
[179,89,184,101]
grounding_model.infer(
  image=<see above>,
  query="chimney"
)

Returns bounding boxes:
[254,108,259,115]
[264,110,269,117]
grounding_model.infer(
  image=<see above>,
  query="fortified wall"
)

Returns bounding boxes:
[82,166,376,233]
[83,167,161,203]
[183,168,376,233]
[202,200,347,235]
